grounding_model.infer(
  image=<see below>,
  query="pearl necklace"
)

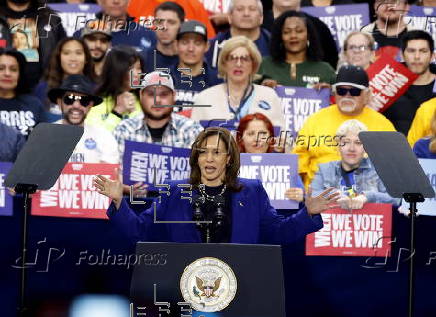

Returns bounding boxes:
[198,184,227,202]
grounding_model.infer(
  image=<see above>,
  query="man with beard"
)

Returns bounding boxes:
[383,30,436,136]
[113,71,203,162]
[73,0,156,51]
[361,0,415,55]
[81,26,112,80]
[292,64,396,186]
[48,74,119,164]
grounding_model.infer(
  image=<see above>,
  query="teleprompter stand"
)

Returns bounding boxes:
[359,131,435,317]
[5,123,83,317]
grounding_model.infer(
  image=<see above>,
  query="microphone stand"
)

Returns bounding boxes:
[192,194,226,243]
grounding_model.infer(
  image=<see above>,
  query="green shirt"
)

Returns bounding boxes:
[85,96,142,132]
[258,57,336,87]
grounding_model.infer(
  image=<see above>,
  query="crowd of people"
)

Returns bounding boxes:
[1,0,436,243]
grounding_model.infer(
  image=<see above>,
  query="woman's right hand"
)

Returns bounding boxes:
[94,175,124,209]
[114,91,137,114]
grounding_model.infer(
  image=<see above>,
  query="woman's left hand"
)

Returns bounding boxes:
[305,187,340,215]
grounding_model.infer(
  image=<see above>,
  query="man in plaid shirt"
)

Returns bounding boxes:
[113,71,204,162]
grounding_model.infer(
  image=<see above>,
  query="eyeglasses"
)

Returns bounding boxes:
[335,87,363,97]
[226,54,252,64]
[346,45,371,52]
[63,94,92,107]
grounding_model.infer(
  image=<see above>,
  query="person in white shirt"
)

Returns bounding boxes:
[48,74,119,164]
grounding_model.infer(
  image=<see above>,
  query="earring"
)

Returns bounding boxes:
[307,40,310,47]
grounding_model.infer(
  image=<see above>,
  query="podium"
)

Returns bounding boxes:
[130,242,286,317]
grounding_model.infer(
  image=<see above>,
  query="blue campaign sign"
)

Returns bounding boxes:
[49,4,100,36]
[301,4,370,50]
[407,6,436,50]
[275,86,330,138]
[239,153,300,209]
[0,162,13,216]
[123,141,191,189]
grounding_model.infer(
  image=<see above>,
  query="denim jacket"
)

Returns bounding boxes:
[310,158,400,206]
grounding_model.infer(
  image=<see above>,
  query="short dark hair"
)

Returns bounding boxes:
[154,1,185,22]
[270,10,324,63]
[401,30,434,53]
[189,127,242,192]
[0,47,29,95]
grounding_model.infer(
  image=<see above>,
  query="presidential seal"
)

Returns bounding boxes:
[180,257,237,312]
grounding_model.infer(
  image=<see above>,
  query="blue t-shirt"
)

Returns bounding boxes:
[0,122,25,162]
[0,94,47,136]
[141,49,179,74]
[169,62,223,107]
[205,28,271,69]
[413,138,436,159]
[73,14,157,51]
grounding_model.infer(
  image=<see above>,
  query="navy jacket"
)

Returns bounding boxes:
[205,29,271,69]
[0,122,25,162]
[108,178,323,244]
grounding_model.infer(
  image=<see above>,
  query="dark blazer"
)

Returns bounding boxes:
[108,178,323,244]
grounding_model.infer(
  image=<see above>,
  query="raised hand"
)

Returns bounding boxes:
[114,91,136,114]
[305,187,340,215]
[94,174,124,209]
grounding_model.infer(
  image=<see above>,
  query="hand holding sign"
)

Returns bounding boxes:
[337,194,368,210]
[305,187,340,215]
[94,174,123,209]
[261,78,278,88]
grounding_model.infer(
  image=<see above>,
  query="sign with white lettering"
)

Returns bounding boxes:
[367,54,418,112]
[306,203,392,256]
[239,153,300,209]
[31,163,118,219]
[301,4,370,50]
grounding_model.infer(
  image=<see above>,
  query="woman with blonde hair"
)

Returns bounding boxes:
[191,36,285,131]
[311,119,400,209]
[339,31,376,70]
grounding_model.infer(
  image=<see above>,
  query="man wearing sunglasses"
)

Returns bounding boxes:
[48,75,119,164]
[293,64,396,186]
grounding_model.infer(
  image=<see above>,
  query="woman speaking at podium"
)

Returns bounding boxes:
[94,127,339,244]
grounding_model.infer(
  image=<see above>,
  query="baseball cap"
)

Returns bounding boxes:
[334,64,369,90]
[81,21,112,39]
[140,71,175,93]
[177,20,207,41]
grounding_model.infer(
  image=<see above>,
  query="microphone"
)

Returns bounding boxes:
[214,195,225,227]
[192,194,205,224]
